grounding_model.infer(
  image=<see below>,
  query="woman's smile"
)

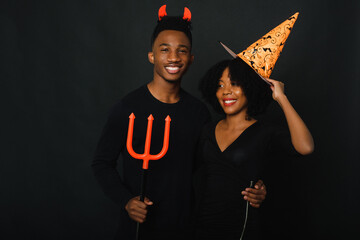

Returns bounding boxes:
[222,98,237,106]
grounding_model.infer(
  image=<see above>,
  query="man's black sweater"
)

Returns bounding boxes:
[92,85,210,239]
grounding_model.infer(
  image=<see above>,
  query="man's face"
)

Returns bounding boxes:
[148,30,194,83]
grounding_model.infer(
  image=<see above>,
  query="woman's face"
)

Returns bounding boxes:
[216,67,248,116]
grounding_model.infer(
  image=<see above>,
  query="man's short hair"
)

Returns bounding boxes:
[150,16,192,49]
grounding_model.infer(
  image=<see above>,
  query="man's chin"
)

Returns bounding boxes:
[164,77,182,83]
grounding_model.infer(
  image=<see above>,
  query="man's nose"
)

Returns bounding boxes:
[168,51,180,62]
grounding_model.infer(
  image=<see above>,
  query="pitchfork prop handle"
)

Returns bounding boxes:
[135,169,148,240]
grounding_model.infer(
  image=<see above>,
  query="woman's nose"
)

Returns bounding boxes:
[223,85,232,95]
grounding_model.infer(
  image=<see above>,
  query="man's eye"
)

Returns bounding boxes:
[161,48,169,52]
[218,84,224,88]
[178,49,187,53]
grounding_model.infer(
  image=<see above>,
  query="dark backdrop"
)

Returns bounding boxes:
[1,0,359,239]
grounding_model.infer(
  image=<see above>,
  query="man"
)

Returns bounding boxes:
[92,7,266,240]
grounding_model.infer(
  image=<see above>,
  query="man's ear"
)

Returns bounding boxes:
[148,52,154,64]
[189,54,194,66]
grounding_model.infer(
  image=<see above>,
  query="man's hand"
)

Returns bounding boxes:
[241,179,267,208]
[125,196,153,223]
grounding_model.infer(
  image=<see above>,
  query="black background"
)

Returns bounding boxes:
[1,0,359,239]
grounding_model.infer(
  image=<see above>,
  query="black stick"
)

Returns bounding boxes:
[135,169,148,240]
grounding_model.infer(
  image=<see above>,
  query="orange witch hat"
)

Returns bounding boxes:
[221,12,299,79]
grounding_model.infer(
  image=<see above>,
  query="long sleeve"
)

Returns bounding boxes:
[92,101,133,208]
[267,123,299,156]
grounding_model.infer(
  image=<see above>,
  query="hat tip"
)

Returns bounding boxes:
[288,12,299,21]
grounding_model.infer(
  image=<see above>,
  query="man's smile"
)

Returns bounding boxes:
[165,65,182,74]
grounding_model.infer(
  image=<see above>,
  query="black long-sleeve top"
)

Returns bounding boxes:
[193,120,298,240]
[92,85,210,239]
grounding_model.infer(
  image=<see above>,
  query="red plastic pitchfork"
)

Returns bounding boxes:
[126,113,171,240]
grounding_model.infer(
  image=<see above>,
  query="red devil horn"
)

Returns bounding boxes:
[183,7,191,22]
[158,5,167,21]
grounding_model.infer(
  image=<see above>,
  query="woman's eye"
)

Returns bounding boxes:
[218,84,224,88]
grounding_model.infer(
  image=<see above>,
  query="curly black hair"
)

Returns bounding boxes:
[199,58,272,118]
[150,16,192,49]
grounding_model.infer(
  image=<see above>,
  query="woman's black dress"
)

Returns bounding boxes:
[193,120,297,240]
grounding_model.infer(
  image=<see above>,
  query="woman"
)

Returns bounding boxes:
[193,58,314,240]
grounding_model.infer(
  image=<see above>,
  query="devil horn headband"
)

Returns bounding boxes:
[158,5,192,22]
[183,7,191,21]
[158,5,167,21]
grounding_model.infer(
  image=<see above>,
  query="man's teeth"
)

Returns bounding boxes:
[224,100,236,104]
[166,67,180,70]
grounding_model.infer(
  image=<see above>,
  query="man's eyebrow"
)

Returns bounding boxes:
[159,43,170,47]
[178,45,190,50]
[159,43,190,49]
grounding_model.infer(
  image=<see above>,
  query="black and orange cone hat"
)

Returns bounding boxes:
[220,12,299,80]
